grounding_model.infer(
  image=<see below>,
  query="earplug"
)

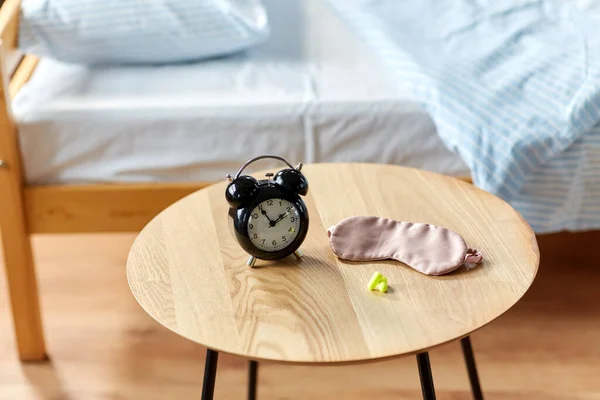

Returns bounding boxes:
[377,277,388,293]
[367,271,388,293]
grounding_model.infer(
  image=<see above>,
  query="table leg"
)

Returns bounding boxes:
[202,349,219,400]
[248,360,258,400]
[416,352,436,400]
[461,336,484,400]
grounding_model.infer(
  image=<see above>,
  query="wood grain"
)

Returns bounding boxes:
[0,36,45,361]
[127,163,539,364]
[24,183,208,233]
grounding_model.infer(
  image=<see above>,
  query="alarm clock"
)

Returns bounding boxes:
[225,155,309,267]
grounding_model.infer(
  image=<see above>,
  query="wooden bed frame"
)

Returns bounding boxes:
[1,0,598,363]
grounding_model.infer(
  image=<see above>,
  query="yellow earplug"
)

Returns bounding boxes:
[377,277,388,293]
[368,271,384,290]
[367,272,388,293]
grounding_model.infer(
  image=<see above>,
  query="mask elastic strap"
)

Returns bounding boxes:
[464,248,483,263]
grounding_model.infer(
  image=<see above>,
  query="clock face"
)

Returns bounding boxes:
[247,198,302,252]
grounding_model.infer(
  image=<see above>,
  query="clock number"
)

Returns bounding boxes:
[286,206,292,212]
[290,217,295,222]
[282,236,287,242]
[253,213,258,219]
[253,233,258,239]
[249,224,253,230]
[288,227,294,232]
[272,240,277,246]
[279,200,282,206]
[262,239,265,245]
[267,199,273,206]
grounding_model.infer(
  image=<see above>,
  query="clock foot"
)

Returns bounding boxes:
[247,256,257,268]
[293,250,303,260]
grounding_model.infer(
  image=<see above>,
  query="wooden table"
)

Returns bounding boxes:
[127,163,539,399]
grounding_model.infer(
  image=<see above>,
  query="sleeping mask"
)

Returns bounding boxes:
[327,216,483,276]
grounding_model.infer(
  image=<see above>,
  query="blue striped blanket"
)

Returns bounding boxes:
[328,0,600,232]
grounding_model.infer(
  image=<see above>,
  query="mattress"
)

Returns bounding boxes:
[11,0,470,185]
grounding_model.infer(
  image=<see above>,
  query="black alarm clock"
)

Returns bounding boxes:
[225,155,309,267]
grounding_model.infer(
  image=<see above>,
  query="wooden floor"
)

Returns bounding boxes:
[1,233,599,399]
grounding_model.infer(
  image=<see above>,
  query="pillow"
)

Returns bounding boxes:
[19,0,270,65]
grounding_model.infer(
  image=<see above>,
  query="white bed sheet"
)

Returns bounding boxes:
[12,0,469,185]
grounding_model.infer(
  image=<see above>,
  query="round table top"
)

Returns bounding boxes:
[127,163,539,364]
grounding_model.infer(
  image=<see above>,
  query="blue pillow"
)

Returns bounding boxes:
[19,0,270,65]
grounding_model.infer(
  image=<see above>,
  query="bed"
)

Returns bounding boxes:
[11,1,470,186]
[1,0,598,362]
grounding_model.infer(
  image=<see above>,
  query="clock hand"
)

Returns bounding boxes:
[258,205,274,223]
[270,211,292,227]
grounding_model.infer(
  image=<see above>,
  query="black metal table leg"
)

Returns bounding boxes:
[201,349,219,400]
[248,360,258,400]
[461,336,484,400]
[416,352,436,400]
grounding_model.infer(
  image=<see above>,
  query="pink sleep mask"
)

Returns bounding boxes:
[327,216,482,276]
